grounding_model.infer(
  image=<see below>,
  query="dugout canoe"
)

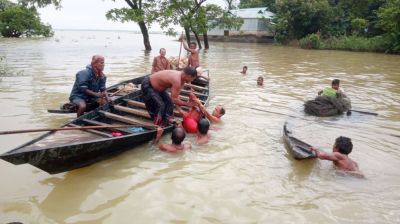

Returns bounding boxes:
[0,72,210,174]
[283,123,317,160]
[47,75,144,114]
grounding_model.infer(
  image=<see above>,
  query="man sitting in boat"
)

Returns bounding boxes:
[141,67,198,126]
[310,136,363,177]
[151,48,171,74]
[69,55,110,117]
[318,79,346,97]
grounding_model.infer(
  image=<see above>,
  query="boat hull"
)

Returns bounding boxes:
[283,123,317,160]
[1,74,210,174]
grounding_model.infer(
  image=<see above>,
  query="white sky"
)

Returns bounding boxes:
[32,0,227,31]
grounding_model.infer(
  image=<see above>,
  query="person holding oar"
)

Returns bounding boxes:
[179,35,203,76]
[69,55,110,117]
[141,67,198,127]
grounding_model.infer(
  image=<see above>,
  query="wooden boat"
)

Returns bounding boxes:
[47,76,144,114]
[0,72,210,174]
[283,122,317,160]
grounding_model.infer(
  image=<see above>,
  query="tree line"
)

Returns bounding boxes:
[8,0,243,51]
[243,0,399,53]
[0,0,53,37]
[2,0,398,53]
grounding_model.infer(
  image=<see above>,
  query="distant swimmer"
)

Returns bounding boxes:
[257,76,264,86]
[310,136,364,177]
[240,66,248,75]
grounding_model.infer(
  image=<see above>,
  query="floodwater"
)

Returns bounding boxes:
[0,30,399,223]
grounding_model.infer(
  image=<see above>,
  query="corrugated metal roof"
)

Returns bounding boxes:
[229,7,274,19]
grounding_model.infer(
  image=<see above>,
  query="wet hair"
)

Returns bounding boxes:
[243,66,248,69]
[171,127,186,145]
[198,118,210,135]
[257,76,263,81]
[190,42,197,47]
[183,66,198,77]
[219,107,226,116]
[335,136,353,155]
[332,79,340,85]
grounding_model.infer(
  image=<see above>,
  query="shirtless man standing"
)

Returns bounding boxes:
[141,67,198,126]
[151,48,171,74]
[180,37,203,74]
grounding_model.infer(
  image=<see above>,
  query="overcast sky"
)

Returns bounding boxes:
[37,0,142,31]
[34,0,227,31]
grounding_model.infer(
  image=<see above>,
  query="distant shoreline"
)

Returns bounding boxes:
[53,29,164,34]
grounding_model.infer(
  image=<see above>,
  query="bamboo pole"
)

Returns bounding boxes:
[0,124,140,135]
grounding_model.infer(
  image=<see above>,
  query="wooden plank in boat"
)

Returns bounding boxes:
[81,119,136,134]
[99,111,156,129]
[126,100,184,117]
[68,124,112,138]
[113,105,151,119]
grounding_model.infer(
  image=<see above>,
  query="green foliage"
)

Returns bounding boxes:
[320,35,390,52]
[105,1,157,25]
[351,18,367,35]
[273,0,331,39]
[299,34,321,49]
[0,3,53,37]
[377,0,400,53]
[207,4,243,31]
[239,0,276,12]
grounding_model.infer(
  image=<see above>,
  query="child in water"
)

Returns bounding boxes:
[310,136,363,177]
[318,79,346,97]
[196,118,210,145]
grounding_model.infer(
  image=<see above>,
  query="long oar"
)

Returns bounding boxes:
[0,124,141,135]
[244,106,306,120]
[177,31,184,69]
[349,109,378,116]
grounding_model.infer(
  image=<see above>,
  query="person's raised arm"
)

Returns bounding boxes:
[170,84,195,107]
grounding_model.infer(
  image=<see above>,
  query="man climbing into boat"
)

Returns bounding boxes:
[310,136,363,176]
[191,94,225,124]
[318,79,346,97]
[69,55,110,117]
[151,48,171,74]
[141,67,198,126]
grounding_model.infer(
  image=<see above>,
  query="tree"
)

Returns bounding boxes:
[273,0,331,39]
[239,0,276,12]
[377,0,400,53]
[0,1,53,37]
[106,0,158,51]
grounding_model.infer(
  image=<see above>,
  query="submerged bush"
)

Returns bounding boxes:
[320,35,390,52]
[299,34,321,49]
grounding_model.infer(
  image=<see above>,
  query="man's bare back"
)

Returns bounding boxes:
[149,70,182,92]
